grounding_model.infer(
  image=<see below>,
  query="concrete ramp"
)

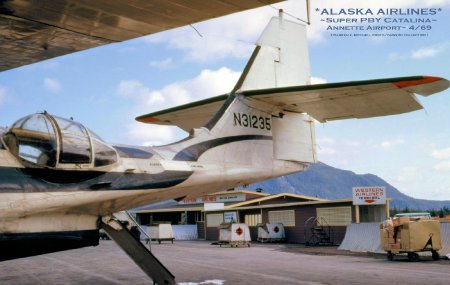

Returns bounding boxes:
[338,222,450,257]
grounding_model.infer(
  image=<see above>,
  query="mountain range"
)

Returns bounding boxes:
[245,162,450,210]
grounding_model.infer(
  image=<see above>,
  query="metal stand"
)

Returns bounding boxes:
[100,217,175,285]
[304,217,334,246]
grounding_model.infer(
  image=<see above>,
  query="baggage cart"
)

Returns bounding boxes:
[380,216,441,261]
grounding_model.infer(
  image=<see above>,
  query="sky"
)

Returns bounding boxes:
[0,0,449,200]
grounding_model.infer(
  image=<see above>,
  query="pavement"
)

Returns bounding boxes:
[1,240,449,285]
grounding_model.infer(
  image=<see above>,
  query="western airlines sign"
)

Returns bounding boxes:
[352,187,386,205]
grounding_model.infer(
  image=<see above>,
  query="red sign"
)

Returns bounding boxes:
[273,226,279,233]
[178,193,245,204]
[235,227,243,236]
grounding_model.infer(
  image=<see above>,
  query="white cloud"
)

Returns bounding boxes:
[433,161,450,171]
[0,86,6,106]
[411,47,442,59]
[315,135,366,170]
[396,166,422,182]
[126,123,177,146]
[317,137,335,145]
[389,41,450,61]
[317,137,338,155]
[381,138,404,150]
[43,78,61,93]
[118,67,241,145]
[117,80,165,105]
[311,76,327,84]
[143,1,314,62]
[431,147,450,160]
[343,140,362,147]
[141,0,450,63]
[318,147,337,155]
[411,42,450,59]
[387,52,403,62]
[118,67,239,108]
[422,0,450,6]
[149,57,175,70]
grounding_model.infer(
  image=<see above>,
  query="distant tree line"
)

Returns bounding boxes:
[390,206,450,218]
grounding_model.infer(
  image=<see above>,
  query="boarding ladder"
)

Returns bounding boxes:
[100,211,175,285]
[304,216,334,246]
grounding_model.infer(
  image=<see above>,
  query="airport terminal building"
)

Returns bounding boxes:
[133,190,389,244]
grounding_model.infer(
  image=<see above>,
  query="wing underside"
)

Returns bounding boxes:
[136,76,450,130]
[0,0,282,72]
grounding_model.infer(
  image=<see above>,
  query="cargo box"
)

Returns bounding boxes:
[218,223,251,247]
[147,224,174,244]
[400,220,441,252]
[380,220,441,252]
[257,223,285,242]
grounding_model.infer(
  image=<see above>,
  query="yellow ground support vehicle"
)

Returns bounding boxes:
[380,214,442,262]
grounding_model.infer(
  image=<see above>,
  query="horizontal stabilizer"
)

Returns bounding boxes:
[136,76,450,129]
[242,75,450,122]
[136,95,227,132]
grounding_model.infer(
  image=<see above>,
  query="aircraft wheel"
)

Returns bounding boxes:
[387,252,394,261]
[408,252,420,262]
[432,251,440,260]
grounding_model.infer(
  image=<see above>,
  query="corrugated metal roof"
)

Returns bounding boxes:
[133,193,342,213]
[212,190,270,197]
[225,193,327,209]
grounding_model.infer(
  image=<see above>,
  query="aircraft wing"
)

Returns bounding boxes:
[0,0,282,72]
[136,76,450,129]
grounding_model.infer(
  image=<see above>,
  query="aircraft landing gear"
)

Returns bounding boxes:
[100,216,175,285]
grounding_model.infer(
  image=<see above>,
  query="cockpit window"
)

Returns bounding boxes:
[22,115,54,134]
[4,113,118,169]
[53,116,91,164]
[93,139,118,167]
[88,129,104,142]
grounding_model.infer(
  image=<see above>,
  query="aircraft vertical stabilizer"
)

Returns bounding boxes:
[234,12,310,92]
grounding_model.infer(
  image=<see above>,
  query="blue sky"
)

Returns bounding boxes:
[0,0,449,200]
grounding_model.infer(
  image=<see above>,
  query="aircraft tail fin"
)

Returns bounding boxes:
[233,13,310,92]
[142,14,317,168]
[137,13,449,167]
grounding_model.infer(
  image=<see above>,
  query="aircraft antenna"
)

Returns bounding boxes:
[189,24,203,37]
